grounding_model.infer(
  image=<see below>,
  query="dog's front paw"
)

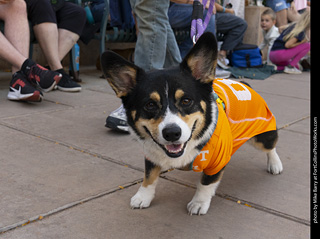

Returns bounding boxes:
[187,198,211,215]
[130,186,155,209]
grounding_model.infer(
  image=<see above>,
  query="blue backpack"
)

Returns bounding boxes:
[231,44,262,68]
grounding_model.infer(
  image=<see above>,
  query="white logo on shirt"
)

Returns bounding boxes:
[199,150,209,161]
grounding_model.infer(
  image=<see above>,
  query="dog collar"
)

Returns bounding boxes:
[213,92,225,111]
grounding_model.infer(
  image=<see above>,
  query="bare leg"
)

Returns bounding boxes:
[57,28,79,61]
[33,22,62,71]
[0,0,29,73]
[275,9,288,27]
[0,33,26,73]
[33,22,80,71]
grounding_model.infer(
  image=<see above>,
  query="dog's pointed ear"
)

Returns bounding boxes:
[101,51,141,98]
[180,32,218,84]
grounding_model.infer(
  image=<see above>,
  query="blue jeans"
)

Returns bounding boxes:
[129,0,181,71]
[168,3,216,59]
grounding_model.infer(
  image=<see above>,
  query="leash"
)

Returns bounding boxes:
[190,0,215,44]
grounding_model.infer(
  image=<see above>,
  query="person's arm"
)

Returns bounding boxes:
[284,37,307,48]
[215,2,234,14]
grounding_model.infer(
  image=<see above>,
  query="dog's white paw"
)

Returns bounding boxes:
[130,186,155,209]
[187,182,219,215]
[267,148,283,175]
[187,198,211,215]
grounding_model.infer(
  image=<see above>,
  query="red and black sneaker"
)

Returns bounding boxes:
[7,71,43,102]
[24,60,62,92]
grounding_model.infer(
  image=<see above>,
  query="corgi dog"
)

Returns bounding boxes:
[101,32,283,215]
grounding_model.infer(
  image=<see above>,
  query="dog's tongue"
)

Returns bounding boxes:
[165,144,183,153]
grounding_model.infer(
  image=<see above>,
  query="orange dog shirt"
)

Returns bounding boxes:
[191,78,277,175]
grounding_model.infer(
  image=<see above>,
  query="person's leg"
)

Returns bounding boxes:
[55,2,86,62]
[26,0,62,70]
[33,23,62,71]
[163,19,182,67]
[266,0,288,27]
[28,1,85,71]
[0,32,27,73]
[27,0,83,92]
[216,12,247,52]
[130,0,169,71]
[32,23,81,91]
[0,0,29,73]
[269,49,291,71]
[57,29,80,62]
[270,43,310,70]
[275,9,288,27]
[288,42,310,68]
[168,3,192,58]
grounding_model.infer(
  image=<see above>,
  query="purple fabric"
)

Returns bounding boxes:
[190,0,215,43]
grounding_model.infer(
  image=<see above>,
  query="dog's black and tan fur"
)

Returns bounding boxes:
[101,33,283,215]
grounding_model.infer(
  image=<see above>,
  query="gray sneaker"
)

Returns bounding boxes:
[105,104,129,133]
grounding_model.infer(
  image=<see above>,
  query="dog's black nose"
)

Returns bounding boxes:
[162,124,182,142]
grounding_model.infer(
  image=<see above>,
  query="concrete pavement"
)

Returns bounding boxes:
[0,67,310,238]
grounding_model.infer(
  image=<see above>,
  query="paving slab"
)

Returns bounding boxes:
[0,103,145,171]
[163,127,310,223]
[240,72,310,100]
[0,179,310,239]
[0,68,311,238]
[0,124,142,229]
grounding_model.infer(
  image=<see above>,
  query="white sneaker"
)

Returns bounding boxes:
[217,54,230,69]
[105,104,129,133]
[284,65,302,74]
[216,67,231,78]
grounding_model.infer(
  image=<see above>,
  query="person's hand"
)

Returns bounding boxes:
[0,0,14,4]
[226,8,235,15]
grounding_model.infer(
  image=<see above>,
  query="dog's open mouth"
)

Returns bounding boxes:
[143,121,197,158]
[164,143,186,158]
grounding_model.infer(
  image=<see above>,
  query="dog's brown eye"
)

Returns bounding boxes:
[181,98,192,106]
[144,101,158,112]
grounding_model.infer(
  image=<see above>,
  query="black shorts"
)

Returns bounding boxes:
[25,0,86,36]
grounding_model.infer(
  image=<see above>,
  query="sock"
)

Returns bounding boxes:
[55,68,66,75]
[20,58,36,77]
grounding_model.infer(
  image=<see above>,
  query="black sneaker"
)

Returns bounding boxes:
[7,71,43,102]
[22,59,62,92]
[55,69,82,92]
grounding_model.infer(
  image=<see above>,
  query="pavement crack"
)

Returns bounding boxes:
[160,174,310,226]
[278,115,310,130]
[0,179,143,235]
[0,121,144,173]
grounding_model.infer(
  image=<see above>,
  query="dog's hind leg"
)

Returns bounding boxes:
[187,168,225,215]
[130,159,161,209]
[250,130,283,175]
